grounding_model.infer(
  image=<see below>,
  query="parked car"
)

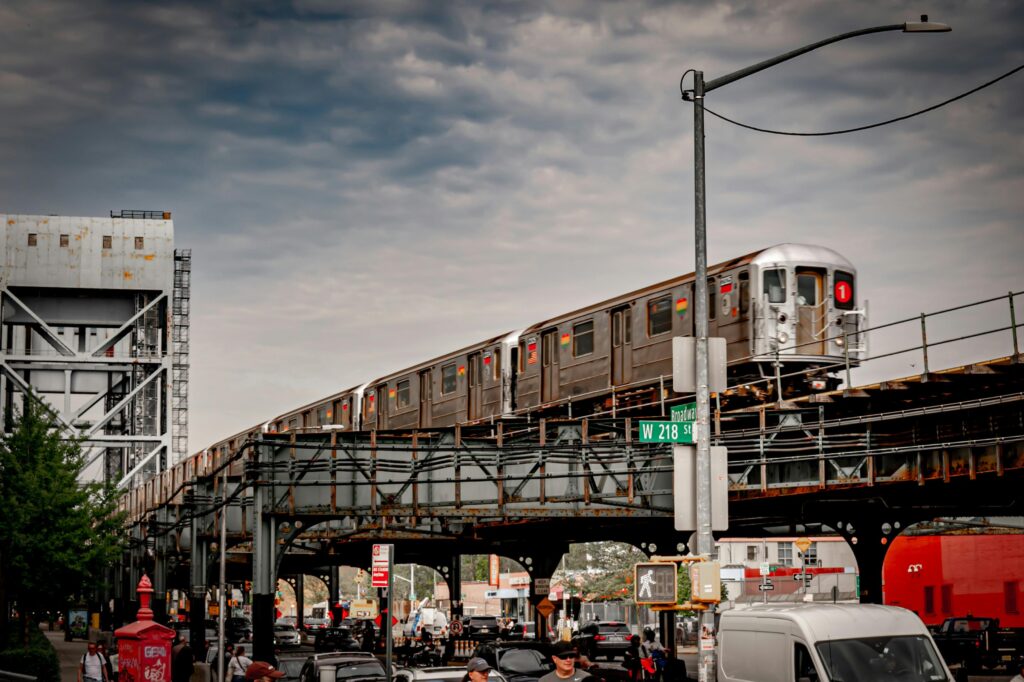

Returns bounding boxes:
[467,616,502,641]
[276,655,306,682]
[472,642,552,682]
[577,621,630,660]
[274,623,302,647]
[394,667,507,682]
[226,617,253,643]
[932,616,1024,673]
[506,622,554,641]
[296,652,385,682]
[314,626,362,653]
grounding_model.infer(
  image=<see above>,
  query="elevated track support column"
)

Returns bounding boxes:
[189,493,209,653]
[252,440,277,661]
[151,507,169,624]
[835,513,905,604]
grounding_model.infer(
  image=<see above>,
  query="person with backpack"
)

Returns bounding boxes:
[226,645,252,682]
[79,642,109,682]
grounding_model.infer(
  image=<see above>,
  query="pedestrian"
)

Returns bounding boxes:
[172,635,195,682]
[226,645,252,682]
[466,657,496,682]
[639,627,664,682]
[539,641,591,682]
[1009,659,1024,682]
[622,635,643,682]
[96,643,115,682]
[78,642,110,682]
[244,661,286,682]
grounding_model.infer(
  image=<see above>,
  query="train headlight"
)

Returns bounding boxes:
[777,331,789,344]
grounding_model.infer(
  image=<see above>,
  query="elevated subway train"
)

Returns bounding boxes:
[257,243,864,439]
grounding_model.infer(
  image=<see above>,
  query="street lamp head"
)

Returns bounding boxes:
[904,15,951,32]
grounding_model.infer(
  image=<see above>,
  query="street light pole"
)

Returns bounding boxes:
[683,16,949,682]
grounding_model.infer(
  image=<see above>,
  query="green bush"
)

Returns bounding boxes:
[0,625,60,682]
[0,646,61,682]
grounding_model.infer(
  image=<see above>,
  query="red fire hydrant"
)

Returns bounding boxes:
[115,575,175,682]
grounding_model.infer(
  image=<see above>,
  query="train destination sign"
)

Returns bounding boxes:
[639,420,698,444]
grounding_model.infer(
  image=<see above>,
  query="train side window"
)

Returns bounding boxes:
[573,320,594,357]
[647,296,672,336]
[707,279,716,321]
[396,380,411,408]
[834,271,855,310]
[441,363,458,394]
[739,271,750,314]
[764,268,786,303]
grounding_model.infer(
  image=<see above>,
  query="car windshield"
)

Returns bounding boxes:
[335,662,386,680]
[815,635,948,682]
[499,649,548,674]
[277,659,304,681]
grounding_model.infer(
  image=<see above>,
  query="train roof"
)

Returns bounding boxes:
[363,331,515,386]
[522,243,850,334]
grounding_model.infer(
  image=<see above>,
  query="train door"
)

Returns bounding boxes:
[796,268,825,355]
[376,385,388,429]
[610,306,633,386]
[467,352,483,420]
[419,370,432,428]
[541,329,559,403]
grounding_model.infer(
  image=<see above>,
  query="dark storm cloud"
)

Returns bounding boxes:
[2,0,1022,448]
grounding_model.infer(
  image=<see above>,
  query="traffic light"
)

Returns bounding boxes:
[633,562,678,605]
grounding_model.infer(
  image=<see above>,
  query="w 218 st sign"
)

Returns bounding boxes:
[634,563,678,605]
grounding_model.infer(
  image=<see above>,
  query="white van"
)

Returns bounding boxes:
[717,603,953,682]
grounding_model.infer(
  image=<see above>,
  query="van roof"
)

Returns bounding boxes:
[721,604,926,641]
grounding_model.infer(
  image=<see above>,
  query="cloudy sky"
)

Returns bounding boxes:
[2,0,1022,451]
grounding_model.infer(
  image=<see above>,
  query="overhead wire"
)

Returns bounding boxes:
[694,63,1023,136]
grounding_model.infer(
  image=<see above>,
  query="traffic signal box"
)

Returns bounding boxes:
[634,563,678,605]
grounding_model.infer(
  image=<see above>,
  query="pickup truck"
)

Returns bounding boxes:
[931,616,1024,673]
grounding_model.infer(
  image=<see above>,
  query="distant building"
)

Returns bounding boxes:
[0,212,190,485]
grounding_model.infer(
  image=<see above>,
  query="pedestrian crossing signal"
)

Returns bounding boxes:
[634,563,678,605]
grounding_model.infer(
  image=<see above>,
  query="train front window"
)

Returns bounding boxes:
[648,296,672,336]
[834,271,855,310]
[764,268,786,303]
[797,273,818,306]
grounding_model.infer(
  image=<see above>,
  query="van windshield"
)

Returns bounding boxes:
[815,635,948,682]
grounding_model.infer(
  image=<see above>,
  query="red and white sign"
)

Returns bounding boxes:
[372,544,390,587]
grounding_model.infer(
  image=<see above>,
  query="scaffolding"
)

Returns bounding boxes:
[172,249,191,465]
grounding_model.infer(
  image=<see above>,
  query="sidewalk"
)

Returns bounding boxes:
[43,630,86,682]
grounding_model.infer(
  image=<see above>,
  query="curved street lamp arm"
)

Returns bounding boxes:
[704,24,904,93]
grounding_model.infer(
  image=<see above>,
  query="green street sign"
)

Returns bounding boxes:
[639,420,697,443]
[671,402,697,422]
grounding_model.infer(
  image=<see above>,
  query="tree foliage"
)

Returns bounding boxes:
[0,401,125,638]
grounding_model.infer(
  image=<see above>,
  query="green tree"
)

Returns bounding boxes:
[0,401,124,646]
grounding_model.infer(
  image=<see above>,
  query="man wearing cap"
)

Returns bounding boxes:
[539,642,591,682]
[466,657,496,682]
[245,661,286,682]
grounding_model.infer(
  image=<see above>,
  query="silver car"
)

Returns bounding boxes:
[274,624,302,647]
